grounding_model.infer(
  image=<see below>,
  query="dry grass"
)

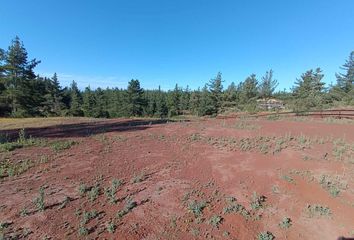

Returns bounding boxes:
[0,117,99,130]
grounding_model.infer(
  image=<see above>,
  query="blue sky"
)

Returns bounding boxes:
[0,0,353,90]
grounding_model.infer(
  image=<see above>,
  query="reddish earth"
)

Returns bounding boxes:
[0,117,354,240]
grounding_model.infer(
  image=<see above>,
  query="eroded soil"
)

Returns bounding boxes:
[0,117,353,240]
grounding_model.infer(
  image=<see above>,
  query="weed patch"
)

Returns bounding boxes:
[279,217,292,229]
[306,204,331,217]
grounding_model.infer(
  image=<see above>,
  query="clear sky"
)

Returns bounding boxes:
[0,0,353,91]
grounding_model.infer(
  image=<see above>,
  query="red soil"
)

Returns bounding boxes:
[0,118,353,239]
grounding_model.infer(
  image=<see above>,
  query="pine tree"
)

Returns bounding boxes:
[330,51,354,105]
[69,80,83,116]
[167,84,181,117]
[82,86,96,117]
[51,73,64,115]
[238,74,258,106]
[94,87,109,118]
[258,69,278,99]
[198,85,214,116]
[0,48,10,115]
[126,79,145,116]
[2,36,41,116]
[223,82,239,109]
[180,85,191,113]
[208,72,223,114]
[292,68,325,112]
[336,51,354,93]
[155,86,168,118]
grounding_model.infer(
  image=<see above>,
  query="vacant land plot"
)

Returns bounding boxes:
[0,117,353,239]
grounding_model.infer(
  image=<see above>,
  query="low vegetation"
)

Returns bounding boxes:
[116,198,138,219]
[257,231,275,240]
[306,204,332,217]
[279,217,292,229]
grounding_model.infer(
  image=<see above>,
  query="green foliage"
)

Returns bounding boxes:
[319,175,345,197]
[279,217,292,229]
[116,198,138,218]
[0,36,352,118]
[306,204,331,217]
[126,79,145,116]
[208,215,223,228]
[81,210,98,224]
[257,231,275,240]
[68,81,83,116]
[78,183,89,197]
[106,220,116,233]
[250,192,266,210]
[104,178,123,204]
[259,69,278,99]
[282,175,295,184]
[78,224,88,236]
[88,185,100,202]
[187,200,207,217]
[292,68,326,112]
[33,186,45,211]
[0,129,44,153]
[131,172,146,183]
[50,140,76,152]
[208,72,223,114]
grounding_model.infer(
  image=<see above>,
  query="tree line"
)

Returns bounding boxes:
[0,37,353,118]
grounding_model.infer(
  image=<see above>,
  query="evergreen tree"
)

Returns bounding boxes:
[223,82,239,109]
[292,68,325,112]
[258,69,278,99]
[2,36,41,116]
[198,85,214,116]
[82,86,96,117]
[69,80,83,116]
[329,51,354,105]
[126,79,145,116]
[0,48,10,115]
[51,73,64,115]
[208,72,223,114]
[155,86,168,118]
[335,51,354,93]
[167,84,181,117]
[238,74,258,106]
[180,85,191,113]
[94,87,109,118]
[189,89,201,115]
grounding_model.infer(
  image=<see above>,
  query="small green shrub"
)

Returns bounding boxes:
[88,185,100,202]
[106,220,116,233]
[250,192,266,210]
[33,186,45,211]
[282,175,295,184]
[306,204,331,217]
[78,183,89,197]
[279,217,292,229]
[82,210,98,224]
[116,198,138,218]
[257,231,275,240]
[78,224,88,236]
[319,175,341,197]
[51,140,76,152]
[187,200,207,217]
[208,215,223,228]
[104,179,123,204]
[131,172,146,183]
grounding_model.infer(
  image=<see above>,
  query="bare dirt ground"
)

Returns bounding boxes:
[0,117,353,240]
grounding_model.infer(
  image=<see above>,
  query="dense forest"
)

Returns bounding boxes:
[0,37,353,118]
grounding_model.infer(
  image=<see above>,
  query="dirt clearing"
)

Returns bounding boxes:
[0,117,353,239]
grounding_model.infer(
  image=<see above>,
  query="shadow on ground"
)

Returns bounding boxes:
[0,119,181,140]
